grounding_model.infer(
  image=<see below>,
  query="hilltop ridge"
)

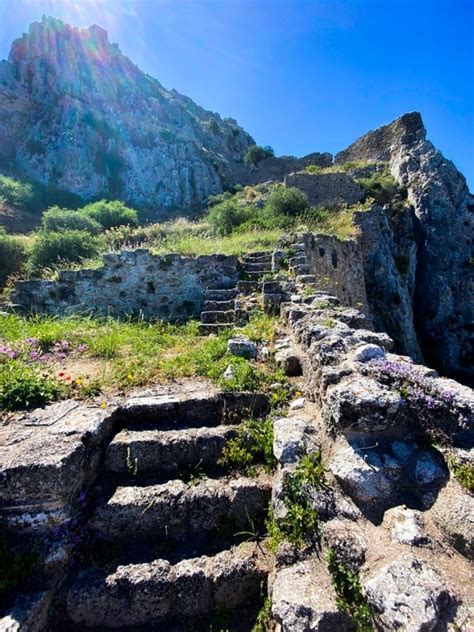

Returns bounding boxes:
[0,16,254,214]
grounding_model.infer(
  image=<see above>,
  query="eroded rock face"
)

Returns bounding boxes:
[0,17,254,215]
[336,113,474,382]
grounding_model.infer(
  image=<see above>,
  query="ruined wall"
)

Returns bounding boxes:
[221,152,333,187]
[12,249,238,320]
[297,232,370,313]
[284,172,362,208]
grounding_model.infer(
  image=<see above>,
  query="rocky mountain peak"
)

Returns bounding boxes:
[0,18,255,214]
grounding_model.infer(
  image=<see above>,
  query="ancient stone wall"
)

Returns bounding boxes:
[11,249,238,320]
[221,152,333,187]
[299,232,370,313]
[284,172,362,208]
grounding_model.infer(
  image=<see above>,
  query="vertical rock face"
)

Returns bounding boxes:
[353,205,422,362]
[336,113,474,382]
[0,16,254,215]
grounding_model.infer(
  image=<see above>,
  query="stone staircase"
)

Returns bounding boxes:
[56,391,272,630]
[198,252,273,335]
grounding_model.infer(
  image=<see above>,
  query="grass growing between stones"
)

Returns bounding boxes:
[0,312,283,411]
[325,548,373,632]
[267,452,326,551]
[218,415,276,475]
[446,455,474,492]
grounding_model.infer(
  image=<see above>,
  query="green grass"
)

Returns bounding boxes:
[0,312,281,411]
[326,549,373,631]
[267,451,326,551]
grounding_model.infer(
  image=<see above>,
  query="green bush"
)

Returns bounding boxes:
[0,361,64,411]
[206,198,251,236]
[0,228,26,287]
[264,185,309,217]
[82,199,138,230]
[244,145,274,166]
[29,230,100,270]
[0,174,36,209]
[42,206,102,234]
[358,169,406,206]
[0,173,82,214]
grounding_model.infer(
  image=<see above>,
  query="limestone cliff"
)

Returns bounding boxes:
[0,16,254,215]
[336,113,474,383]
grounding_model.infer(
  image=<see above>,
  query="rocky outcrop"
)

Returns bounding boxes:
[0,17,254,215]
[270,273,473,631]
[336,112,474,383]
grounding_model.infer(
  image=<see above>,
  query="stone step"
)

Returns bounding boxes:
[237,280,262,294]
[289,255,307,267]
[200,310,235,324]
[198,322,234,335]
[105,425,239,475]
[291,264,311,275]
[243,262,272,273]
[242,270,269,279]
[118,391,269,428]
[202,299,235,312]
[203,288,237,301]
[242,251,272,260]
[90,474,271,541]
[296,274,317,285]
[62,542,269,628]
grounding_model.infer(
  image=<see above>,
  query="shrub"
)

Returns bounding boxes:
[0,361,64,411]
[41,206,102,234]
[0,228,26,287]
[0,174,36,210]
[82,199,138,230]
[264,185,309,217]
[358,169,406,206]
[305,164,323,174]
[206,198,250,236]
[244,145,274,166]
[29,230,100,270]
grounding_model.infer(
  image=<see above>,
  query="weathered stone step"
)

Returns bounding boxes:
[203,288,237,301]
[62,542,269,628]
[118,391,269,428]
[243,262,272,273]
[105,425,239,475]
[200,310,235,324]
[292,264,311,275]
[289,255,307,267]
[198,322,234,335]
[243,270,268,279]
[242,251,272,260]
[202,299,235,312]
[237,280,262,294]
[296,274,317,285]
[90,473,271,541]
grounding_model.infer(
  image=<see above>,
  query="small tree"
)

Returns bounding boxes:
[81,200,138,230]
[265,185,309,217]
[206,198,249,235]
[244,145,275,166]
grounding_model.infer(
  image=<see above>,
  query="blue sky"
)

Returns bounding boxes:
[1,0,473,187]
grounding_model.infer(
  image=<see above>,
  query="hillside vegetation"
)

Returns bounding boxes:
[0,167,403,290]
